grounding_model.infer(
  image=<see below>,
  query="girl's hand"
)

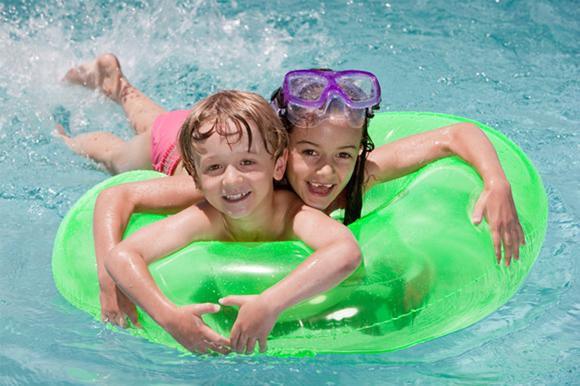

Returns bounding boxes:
[219,295,279,355]
[98,275,140,329]
[164,304,231,355]
[472,181,525,267]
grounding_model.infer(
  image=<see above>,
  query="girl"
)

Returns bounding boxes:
[62,54,523,339]
[104,90,362,355]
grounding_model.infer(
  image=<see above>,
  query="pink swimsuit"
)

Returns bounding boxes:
[150,109,191,175]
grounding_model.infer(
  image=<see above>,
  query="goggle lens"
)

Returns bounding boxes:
[286,73,328,102]
[335,74,377,103]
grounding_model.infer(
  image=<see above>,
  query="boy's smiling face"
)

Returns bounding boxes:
[194,119,286,219]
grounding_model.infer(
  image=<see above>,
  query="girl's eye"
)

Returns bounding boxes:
[302,149,318,157]
[240,160,255,166]
[337,152,354,159]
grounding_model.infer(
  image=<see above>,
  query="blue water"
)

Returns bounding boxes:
[1,0,579,384]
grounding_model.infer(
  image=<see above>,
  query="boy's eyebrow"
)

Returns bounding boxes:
[296,140,357,150]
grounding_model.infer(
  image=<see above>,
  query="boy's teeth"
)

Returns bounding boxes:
[225,192,248,200]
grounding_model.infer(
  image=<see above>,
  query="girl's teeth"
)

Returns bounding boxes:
[311,183,333,188]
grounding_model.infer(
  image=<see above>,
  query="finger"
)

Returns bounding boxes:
[230,324,240,351]
[472,204,485,225]
[259,338,268,353]
[509,226,520,263]
[245,338,257,355]
[235,334,248,355]
[193,303,221,316]
[202,327,231,347]
[502,231,512,268]
[491,229,502,265]
[117,315,129,329]
[194,345,208,355]
[204,340,231,355]
[108,314,120,326]
[513,235,520,263]
[126,306,141,328]
[219,296,244,307]
[517,223,526,247]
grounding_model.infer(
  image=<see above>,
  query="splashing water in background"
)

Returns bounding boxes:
[0,0,579,384]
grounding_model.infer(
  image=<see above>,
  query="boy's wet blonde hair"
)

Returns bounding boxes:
[179,90,288,186]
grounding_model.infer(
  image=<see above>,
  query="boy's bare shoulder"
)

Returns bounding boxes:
[273,189,336,226]
[179,200,227,240]
[273,189,305,213]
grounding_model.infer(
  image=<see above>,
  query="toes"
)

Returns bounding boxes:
[62,61,96,87]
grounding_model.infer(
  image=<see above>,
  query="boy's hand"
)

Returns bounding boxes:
[98,276,140,329]
[164,304,231,355]
[472,181,525,267]
[219,295,278,355]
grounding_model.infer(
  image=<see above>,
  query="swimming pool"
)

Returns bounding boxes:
[0,0,578,384]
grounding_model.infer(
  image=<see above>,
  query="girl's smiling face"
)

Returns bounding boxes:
[286,120,363,210]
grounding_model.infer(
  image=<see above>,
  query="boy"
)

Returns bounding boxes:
[104,90,362,354]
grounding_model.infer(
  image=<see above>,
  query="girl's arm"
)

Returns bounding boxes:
[220,205,361,354]
[94,175,205,327]
[364,121,524,266]
[103,202,230,354]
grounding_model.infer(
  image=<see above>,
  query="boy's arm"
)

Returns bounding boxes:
[220,206,361,354]
[365,122,524,267]
[94,175,204,327]
[104,203,230,354]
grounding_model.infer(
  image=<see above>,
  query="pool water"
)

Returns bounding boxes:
[1,0,578,384]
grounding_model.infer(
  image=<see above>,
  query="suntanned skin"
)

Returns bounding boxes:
[64,53,524,353]
[104,121,362,354]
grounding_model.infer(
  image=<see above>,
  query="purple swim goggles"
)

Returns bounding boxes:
[273,69,381,128]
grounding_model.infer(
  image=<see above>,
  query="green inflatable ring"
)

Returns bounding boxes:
[52,112,547,357]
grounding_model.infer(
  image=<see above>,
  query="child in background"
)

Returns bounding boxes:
[59,54,191,176]
[104,90,361,355]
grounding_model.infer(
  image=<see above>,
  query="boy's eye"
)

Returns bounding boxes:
[240,160,255,166]
[206,164,222,172]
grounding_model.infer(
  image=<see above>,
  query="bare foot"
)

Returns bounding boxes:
[55,123,75,150]
[55,123,67,137]
[62,53,126,103]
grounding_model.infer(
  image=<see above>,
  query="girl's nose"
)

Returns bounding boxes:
[316,158,335,177]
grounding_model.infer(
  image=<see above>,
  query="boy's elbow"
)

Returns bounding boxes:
[96,185,130,211]
[104,246,130,278]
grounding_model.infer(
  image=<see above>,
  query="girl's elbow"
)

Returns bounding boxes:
[452,122,482,140]
[340,242,362,274]
[447,122,481,150]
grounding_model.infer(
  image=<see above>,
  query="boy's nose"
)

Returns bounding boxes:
[222,165,243,186]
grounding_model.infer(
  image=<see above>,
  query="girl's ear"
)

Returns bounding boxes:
[274,148,288,181]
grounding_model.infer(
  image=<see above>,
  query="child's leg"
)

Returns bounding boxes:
[63,53,167,135]
[57,124,152,175]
